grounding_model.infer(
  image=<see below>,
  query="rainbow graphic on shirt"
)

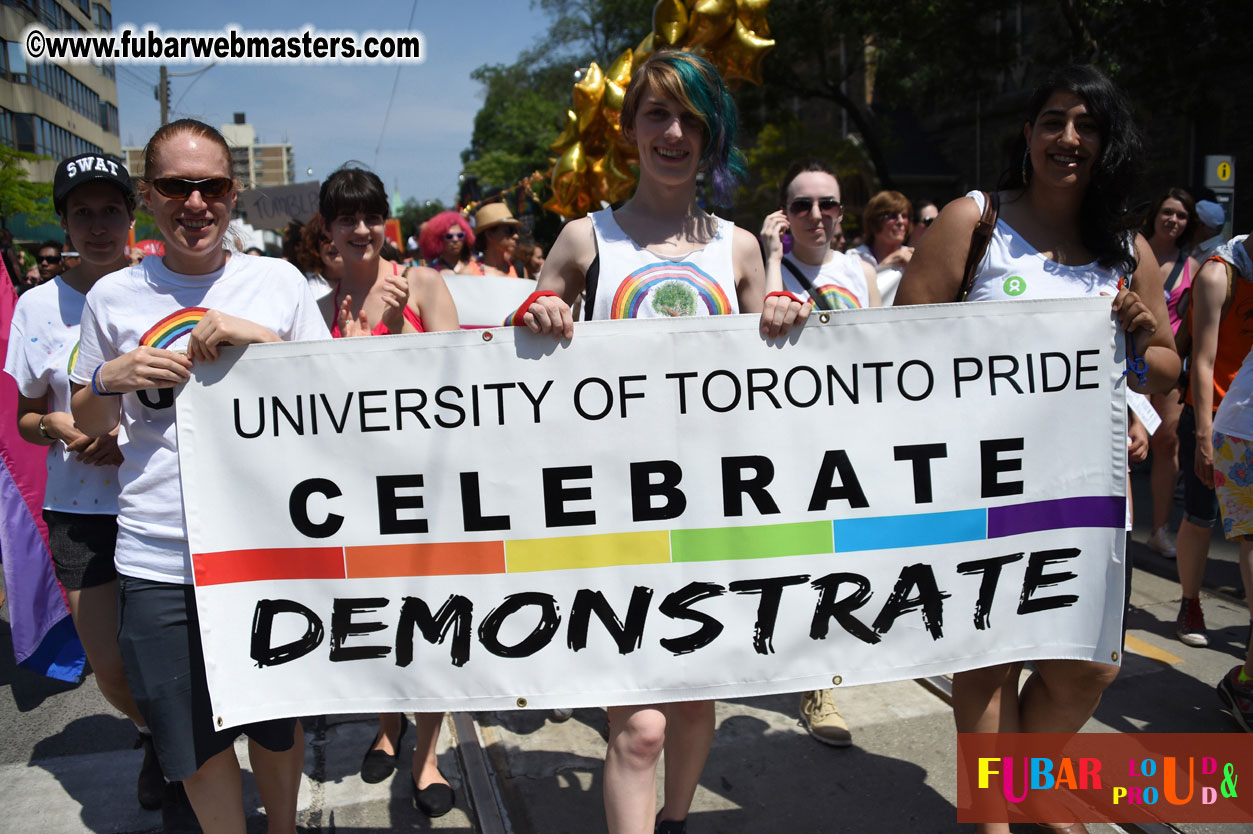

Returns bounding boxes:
[65,342,79,374]
[817,284,863,310]
[141,307,208,349]
[610,262,733,319]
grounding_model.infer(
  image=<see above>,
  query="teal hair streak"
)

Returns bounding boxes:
[668,53,746,205]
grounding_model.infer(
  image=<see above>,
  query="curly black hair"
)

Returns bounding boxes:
[999,65,1143,276]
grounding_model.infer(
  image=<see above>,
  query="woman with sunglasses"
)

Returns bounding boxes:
[762,159,881,313]
[519,50,807,834]
[318,166,461,818]
[758,158,879,750]
[5,153,165,811]
[69,119,330,834]
[419,210,476,274]
[895,66,1177,834]
[853,190,914,305]
[909,200,939,247]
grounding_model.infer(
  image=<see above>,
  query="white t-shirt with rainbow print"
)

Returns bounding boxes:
[586,208,740,320]
[71,253,329,584]
[780,250,870,310]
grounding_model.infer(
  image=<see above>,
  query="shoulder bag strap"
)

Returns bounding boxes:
[1163,250,1186,294]
[781,256,834,311]
[956,191,999,302]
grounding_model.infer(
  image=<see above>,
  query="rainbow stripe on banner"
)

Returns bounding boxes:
[192,496,1124,586]
[818,285,862,310]
[610,262,732,319]
[141,307,208,349]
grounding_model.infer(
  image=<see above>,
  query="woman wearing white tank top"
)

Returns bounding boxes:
[897,66,1178,834]
[516,51,808,834]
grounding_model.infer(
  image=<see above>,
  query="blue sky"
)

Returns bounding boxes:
[111,2,552,206]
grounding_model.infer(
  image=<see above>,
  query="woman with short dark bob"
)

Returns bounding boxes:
[897,66,1178,834]
[321,167,458,338]
[318,166,461,817]
[519,49,807,834]
[69,119,328,833]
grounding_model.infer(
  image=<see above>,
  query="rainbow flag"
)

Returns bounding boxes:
[0,264,84,682]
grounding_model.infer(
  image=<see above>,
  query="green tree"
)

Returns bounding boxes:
[0,146,55,229]
[461,0,654,192]
[396,198,448,242]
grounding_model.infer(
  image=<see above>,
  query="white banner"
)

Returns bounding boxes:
[177,299,1128,728]
[442,273,538,328]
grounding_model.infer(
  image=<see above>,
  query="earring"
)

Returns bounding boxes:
[1021,150,1031,184]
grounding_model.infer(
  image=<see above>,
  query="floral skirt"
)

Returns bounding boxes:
[1213,430,1253,540]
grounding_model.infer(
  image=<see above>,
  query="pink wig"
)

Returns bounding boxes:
[419,211,475,263]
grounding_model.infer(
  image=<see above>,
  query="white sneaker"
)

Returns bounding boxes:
[1146,526,1177,558]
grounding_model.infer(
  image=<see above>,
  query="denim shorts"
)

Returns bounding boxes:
[1177,404,1218,527]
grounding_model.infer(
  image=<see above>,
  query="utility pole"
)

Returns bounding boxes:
[158,65,169,125]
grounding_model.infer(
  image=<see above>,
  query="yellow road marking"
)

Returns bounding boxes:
[1124,634,1182,665]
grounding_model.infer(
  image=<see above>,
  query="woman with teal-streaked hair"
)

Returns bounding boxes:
[514,49,809,834]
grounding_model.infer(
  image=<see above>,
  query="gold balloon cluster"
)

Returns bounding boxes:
[544,0,775,219]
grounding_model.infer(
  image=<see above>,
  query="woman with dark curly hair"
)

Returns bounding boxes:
[897,65,1178,834]
[418,210,475,273]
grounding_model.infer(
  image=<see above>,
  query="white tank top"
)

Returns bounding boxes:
[964,190,1125,301]
[587,208,739,320]
[781,250,870,309]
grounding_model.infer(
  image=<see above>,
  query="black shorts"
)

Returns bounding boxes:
[43,510,118,590]
[117,575,297,781]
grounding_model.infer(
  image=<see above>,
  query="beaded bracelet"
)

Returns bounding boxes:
[91,362,121,396]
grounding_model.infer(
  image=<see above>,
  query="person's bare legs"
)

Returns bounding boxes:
[1020,660,1118,831]
[604,704,667,834]
[1176,519,1212,599]
[412,713,449,790]
[953,663,1023,834]
[249,721,305,834]
[371,712,403,756]
[656,700,715,824]
[1149,392,1183,533]
[67,581,144,725]
[182,747,246,834]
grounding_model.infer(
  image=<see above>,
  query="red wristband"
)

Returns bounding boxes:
[504,290,560,326]
[765,290,806,305]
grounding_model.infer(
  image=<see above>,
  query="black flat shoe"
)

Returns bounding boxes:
[655,818,687,834]
[360,714,409,784]
[413,781,455,817]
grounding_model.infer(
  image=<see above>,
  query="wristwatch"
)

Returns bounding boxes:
[37,413,50,440]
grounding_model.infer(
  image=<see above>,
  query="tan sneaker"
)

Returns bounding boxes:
[799,689,852,747]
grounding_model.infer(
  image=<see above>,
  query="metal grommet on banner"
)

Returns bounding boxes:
[482,331,493,342]
[516,697,528,708]
[1111,652,1119,662]
[831,675,842,686]
[216,716,224,727]
[819,313,830,324]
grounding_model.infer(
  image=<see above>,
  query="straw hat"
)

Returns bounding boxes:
[474,203,521,234]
